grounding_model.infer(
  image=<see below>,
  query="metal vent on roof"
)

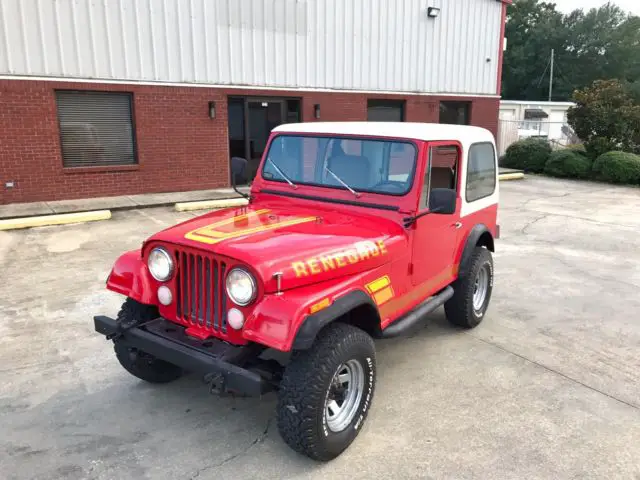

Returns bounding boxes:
[55,91,137,168]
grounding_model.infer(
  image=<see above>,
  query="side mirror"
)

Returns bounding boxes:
[230,157,250,200]
[230,157,247,186]
[428,188,456,215]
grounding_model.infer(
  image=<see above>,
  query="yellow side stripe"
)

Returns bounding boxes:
[365,275,391,294]
[373,286,394,306]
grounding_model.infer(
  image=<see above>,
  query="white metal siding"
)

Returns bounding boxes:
[0,0,502,95]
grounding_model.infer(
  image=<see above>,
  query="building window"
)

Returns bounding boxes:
[367,100,405,122]
[55,91,136,168]
[466,143,496,202]
[439,101,471,125]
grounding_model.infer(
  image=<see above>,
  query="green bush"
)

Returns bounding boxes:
[585,137,618,160]
[501,138,552,173]
[564,143,587,154]
[593,151,640,184]
[544,150,592,179]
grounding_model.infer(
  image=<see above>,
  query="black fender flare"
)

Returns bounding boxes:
[291,290,380,350]
[458,224,495,278]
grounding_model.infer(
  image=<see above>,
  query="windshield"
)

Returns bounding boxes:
[261,135,417,195]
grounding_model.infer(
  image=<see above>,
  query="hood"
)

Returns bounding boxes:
[147,203,407,292]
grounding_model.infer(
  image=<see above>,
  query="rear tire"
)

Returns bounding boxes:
[445,247,493,328]
[113,299,183,384]
[277,323,376,461]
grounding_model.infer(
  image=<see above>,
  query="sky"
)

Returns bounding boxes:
[553,0,640,15]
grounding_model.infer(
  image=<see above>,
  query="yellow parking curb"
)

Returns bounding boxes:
[0,210,112,231]
[175,198,249,212]
[499,172,525,181]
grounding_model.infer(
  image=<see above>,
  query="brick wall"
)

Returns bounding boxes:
[0,79,498,204]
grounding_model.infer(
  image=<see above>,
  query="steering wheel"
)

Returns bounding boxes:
[372,180,405,192]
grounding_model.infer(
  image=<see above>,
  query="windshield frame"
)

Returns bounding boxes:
[259,133,419,197]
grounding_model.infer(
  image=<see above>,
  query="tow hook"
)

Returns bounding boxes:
[106,317,159,341]
[204,372,227,396]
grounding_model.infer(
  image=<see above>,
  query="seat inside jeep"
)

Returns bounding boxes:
[430,146,458,189]
[326,154,372,190]
[430,167,455,189]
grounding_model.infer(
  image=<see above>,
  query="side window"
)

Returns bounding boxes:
[466,143,496,202]
[419,145,459,210]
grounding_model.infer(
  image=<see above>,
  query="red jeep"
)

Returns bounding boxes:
[95,122,498,461]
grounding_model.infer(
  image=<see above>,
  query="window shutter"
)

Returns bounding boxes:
[55,91,136,168]
[367,100,405,122]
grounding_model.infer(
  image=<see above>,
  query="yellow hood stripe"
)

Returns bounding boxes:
[185,209,317,245]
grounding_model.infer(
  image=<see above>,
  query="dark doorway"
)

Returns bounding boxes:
[367,99,405,122]
[227,96,301,184]
[439,101,471,125]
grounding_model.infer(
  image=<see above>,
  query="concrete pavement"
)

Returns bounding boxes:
[1,176,639,479]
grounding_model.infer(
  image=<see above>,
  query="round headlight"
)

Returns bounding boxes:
[148,248,174,282]
[226,268,257,306]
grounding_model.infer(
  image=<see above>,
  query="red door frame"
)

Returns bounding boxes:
[410,140,464,290]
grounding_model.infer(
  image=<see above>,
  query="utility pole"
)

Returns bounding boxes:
[548,48,555,102]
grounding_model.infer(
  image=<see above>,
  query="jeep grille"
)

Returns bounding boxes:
[175,250,228,334]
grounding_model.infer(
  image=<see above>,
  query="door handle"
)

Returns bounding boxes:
[453,222,463,229]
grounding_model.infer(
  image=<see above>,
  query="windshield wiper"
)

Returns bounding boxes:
[267,158,297,189]
[324,166,360,198]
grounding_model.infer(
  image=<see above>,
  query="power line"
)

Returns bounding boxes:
[549,48,555,101]
[536,53,552,88]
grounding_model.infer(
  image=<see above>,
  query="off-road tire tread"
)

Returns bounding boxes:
[114,298,183,384]
[277,322,375,461]
[445,247,493,328]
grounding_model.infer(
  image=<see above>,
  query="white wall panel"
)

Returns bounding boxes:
[0,0,503,95]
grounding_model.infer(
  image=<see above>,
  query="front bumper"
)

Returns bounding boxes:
[94,316,271,396]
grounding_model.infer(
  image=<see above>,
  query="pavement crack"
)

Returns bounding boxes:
[188,416,273,479]
[529,211,638,229]
[551,253,640,289]
[519,214,548,235]
[516,186,612,211]
[467,334,640,412]
[518,191,572,210]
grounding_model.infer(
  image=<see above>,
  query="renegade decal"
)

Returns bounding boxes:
[365,275,395,306]
[291,240,388,277]
[185,209,317,245]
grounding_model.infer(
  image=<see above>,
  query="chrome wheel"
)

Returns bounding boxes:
[324,359,365,433]
[472,264,489,311]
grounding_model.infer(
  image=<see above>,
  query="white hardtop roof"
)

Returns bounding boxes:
[272,122,494,144]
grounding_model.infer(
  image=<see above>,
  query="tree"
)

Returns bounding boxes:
[567,80,640,158]
[629,81,640,104]
[502,0,568,101]
[502,1,640,101]
[562,4,638,90]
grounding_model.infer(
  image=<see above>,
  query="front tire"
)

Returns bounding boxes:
[113,299,183,384]
[277,323,376,461]
[445,247,494,328]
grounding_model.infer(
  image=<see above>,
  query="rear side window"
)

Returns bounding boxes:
[466,143,496,202]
